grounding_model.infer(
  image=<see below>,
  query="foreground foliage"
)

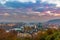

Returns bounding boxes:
[0,28,60,40]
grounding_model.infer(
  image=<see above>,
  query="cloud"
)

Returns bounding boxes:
[28,10,60,17]
[4,13,10,16]
[0,13,10,16]
[0,0,56,8]
[42,0,60,7]
[0,0,8,4]
[45,11,60,17]
[18,0,36,3]
[5,1,34,8]
[27,11,46,16]
[0,0,36,4]
[0,0,60,22]
[0,0,59,7]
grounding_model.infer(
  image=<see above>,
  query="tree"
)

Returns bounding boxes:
[0,29,17,40]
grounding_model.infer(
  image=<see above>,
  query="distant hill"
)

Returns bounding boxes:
[46,19,60,24]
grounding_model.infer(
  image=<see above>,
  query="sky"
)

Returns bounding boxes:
[0,0,60,22]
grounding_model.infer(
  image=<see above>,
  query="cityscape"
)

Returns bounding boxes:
[0,0,60,40]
